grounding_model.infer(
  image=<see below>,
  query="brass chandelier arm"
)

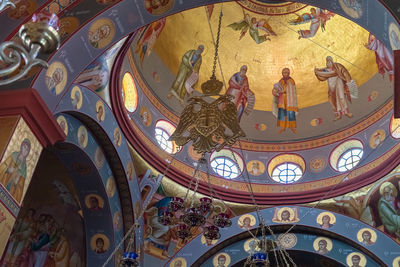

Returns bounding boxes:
[0,43,47,86]
[0,0,15,12]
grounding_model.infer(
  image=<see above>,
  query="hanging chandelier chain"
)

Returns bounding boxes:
[184,162,201,203]
[190,166,202,208]
[211,10,223,78]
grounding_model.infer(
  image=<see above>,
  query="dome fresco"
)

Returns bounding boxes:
[116,0,400,204]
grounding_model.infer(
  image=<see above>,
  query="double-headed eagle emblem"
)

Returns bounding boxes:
[169,94,245,154]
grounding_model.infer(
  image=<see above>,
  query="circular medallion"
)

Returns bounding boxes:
[56,115,68,136]
[277,233,297,249]
[46,61,67,95]
[339,0,363,19]
[77,125,88,148]
[88,18,116,49]
[144,0,174,15]
[309,156,327,173]
[90,233,110,254]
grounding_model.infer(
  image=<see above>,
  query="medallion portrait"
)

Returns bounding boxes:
[346,252,366,267]
[84,193,104,211]
[56,115,68,136]
[389,23,400,50]
[339,0,362,19]
[59,16,80,39]
[238,214,256,230]
[244,238,260,254]
[140,106,152,127]
[201,234,218,246]
[357,228,377,246]
[169,257,187,267]
[106,176,116,198]
[77,125,88,148]
[94,147,105,169]
[316,211,336,229]
[213,252,231,267]
[126,161,134,181]
[46,61,67,95]
[144,0,174,15]
[313,237,332,255]
[71,86,83,110]
[8,0,37,20]
[113,128,122,147]
[88,18,116,49]
[393,256,400,267]
[96,100,106,122]
[369,129,386,149]
[90,233,110,254]
[246,160,265,176]
[113,211,122,230]
[272,207,299,223]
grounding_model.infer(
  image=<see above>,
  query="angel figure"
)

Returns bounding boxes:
[228,14,276,44]
[289,8,335,39]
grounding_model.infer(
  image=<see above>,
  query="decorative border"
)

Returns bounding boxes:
[235,0,308,16]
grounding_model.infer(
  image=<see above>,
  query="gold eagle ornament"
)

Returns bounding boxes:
[169,95,246,154]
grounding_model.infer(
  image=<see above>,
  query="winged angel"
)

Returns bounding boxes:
[289,8,335,39]
[228,14,277,44]
[169,95,245,154]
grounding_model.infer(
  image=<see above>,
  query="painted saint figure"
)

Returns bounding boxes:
[0,138,31,203]
[272,67,298,134]
[46,67,64,95]
[317,239,328,255]
[135,18,166,65]
[228,14,276,44]
[361,230,374,245]
[314,56,357,121]
[289,8,335,39]
[145,0,169,14]
[216,254,227,267]
[320,215,333,229]
[89,24,111,48]
[75,63,109,92]
[168,45,204,105]
[365,33,394,81]
[225,65,254,122]
[377,182,400,240]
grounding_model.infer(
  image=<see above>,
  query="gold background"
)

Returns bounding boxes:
[153,2,377,111]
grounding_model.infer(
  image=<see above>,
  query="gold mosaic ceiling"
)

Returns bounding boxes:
[153,2,378,111]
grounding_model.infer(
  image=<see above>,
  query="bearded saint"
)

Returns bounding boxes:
[314,56,357,121]
[365,33,394,81]
[272,67,298,134]
[225,65,254,122]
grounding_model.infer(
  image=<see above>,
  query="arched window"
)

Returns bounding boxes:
[211,157,240,179]
[337,148,363,172]
[210,149,243,179]
[154,120,180,154]
[330,140,364,172]
[271,162,303,184]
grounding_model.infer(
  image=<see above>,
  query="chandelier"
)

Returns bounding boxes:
[0,10,60,86]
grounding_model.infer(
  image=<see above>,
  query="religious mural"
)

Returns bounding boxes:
[1,152,85,267]
[289,8,335,39]
[0,119,42,205]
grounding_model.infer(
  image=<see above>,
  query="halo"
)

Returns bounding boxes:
[126,161,134,181]
[140,106,152,127]
[393,256,400,267]
[113,128,122,147]
[193,40,210,57]
[46,61,67,95]
[277,207,295,221]
[379,182,398,197]
[94,146,105,169]
[212,252,231,267]
[316,211,336,225]
[389,23,400,50]
[71,86,83,110]
[236,61,251,73]
[238,214,256,228]
[346,252,366,267]
[56,115,68,136]
[90,233,110,252]
[113,211,122,230]
[338,0,363,19]
[169,257,187,267]
[77,125,88,148]
[106,176,116,198]
[201,235,218,246]
[96,100,106,122]
[313,237,333,252]
[357,228,377,244]
[246,160,265,176]
[84,194,104,209]
[369,129,386,149]
[88,18,116,49]
[243,238,260,253]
